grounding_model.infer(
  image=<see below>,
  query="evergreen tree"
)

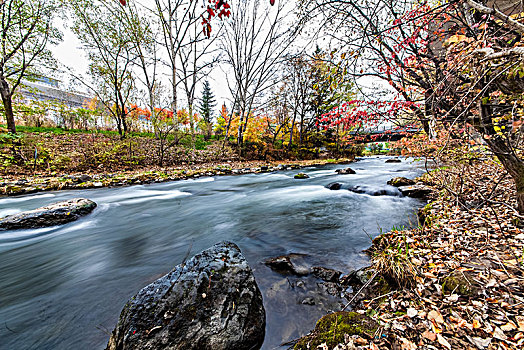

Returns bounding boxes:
[198,80,216,124]
[198,80,216,139]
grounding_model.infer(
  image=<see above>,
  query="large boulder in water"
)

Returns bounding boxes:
[385,158,401,163]
[0,198,96,231]
[106,241,265,350]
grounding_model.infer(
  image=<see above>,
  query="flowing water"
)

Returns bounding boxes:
[0,157,425,350]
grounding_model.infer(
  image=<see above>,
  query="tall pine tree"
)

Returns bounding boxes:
[198,80,216,140]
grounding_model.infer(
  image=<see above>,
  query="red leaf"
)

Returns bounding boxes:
[270,0,275,5]
[119,0,126,5]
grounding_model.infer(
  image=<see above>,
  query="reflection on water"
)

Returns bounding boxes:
[0,157,424,349]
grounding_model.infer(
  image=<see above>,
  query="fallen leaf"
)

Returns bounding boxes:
[428,310,444,324]
[493,326,507,340]
[517,316,524,331]
[407,307,417,318]
[467,336,492,349]
[501,321,516,331]
[422,330,437,341]
[437,334,451,350]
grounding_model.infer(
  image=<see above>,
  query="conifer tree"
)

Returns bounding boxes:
[198,80,216,139]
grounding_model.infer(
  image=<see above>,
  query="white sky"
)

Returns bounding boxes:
[50,0,389,114]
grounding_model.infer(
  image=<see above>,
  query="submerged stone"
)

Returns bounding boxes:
[0,198,96,231]
[106,241,265,350]
[265,253,311,276]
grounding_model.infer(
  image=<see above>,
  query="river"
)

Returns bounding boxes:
[0,156,425,350]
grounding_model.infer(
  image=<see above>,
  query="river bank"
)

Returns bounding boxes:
[0,157,354,196]
[298,157,524,349]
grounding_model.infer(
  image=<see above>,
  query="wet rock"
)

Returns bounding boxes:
[348,185,401,196]
[294,311,379,349]
[336,167,356,175]
[326,182,342,190]
[398,184,433,198]
[318,282,343,296]
[106,241,265,350]
[260,166,269,172]
[341,267,374,286]
[385,158,402,163]
[265,253,311,276]
[294,173,309,179]
[0,198,97,231]
[312,266,342,282]
[387,177,415,187]
[301,297,316,305]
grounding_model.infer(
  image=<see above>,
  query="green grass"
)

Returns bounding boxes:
[2,124,169,139]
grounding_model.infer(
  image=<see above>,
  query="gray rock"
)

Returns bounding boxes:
[0,198,97,231]
[385,158,401,163]
[387,177,416,187]
[336,167,356,175]
[326,182,342,190]
[106,241,265,350]
[78,174,92,183]
[301,297,316,305]
[265,253,311,276]
[312,266,342,282]
[398,184,433,198]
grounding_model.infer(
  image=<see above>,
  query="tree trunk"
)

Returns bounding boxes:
[0,79,15,133]
[480,101,524,214]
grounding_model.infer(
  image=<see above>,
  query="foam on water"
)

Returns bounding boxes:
[118,190,192,205]
[0,193,55,205]
[0,208,22,217]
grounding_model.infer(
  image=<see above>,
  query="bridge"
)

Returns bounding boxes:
[348,125,421,143]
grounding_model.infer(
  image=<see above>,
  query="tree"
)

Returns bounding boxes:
[311,0,524,214]
[198,80,217,140]
[221,0,300,153]
[70,0,136,139]
[153,0,230,114]
[0,0,62,133]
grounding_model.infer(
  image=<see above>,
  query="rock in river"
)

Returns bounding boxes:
[0,198,97,231]
[326,182,342,190]
[265,253,311,276]
[398,184,433,198]
[335,167,356,175]
[294,172,309,179]
[106,241,265,350]
[387,176,416,187]
[385,158,401,163]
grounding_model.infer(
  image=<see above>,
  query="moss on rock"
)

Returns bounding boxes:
[442,271,481,297]
[294,311,378,349]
